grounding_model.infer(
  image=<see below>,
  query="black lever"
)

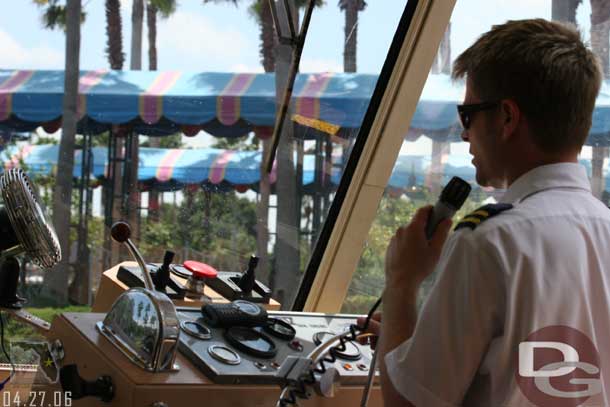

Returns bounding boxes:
[60,364,114,403]
[111,221,154,291]
[237,255,259,296]
[153,250,175,292]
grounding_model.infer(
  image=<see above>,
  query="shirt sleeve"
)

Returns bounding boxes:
[384,232,506,406]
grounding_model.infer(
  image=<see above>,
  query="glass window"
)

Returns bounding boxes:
[0,0,410,326]
[342,0,607,314]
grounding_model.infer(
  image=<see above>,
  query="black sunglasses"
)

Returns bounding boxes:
[457,101,499,130]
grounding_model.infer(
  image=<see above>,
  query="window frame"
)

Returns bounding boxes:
[295,0,457,312]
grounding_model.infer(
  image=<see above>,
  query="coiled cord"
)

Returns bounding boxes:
[278,296,382,406]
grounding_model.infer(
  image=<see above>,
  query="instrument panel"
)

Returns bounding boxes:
[176,307,376,386]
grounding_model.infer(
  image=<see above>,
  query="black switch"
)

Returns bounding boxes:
[237,255,259,295]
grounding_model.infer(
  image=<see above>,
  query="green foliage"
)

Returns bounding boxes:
[0,306,90,346]
[342,189,489,314]
[149,0,177,18]
[140,190,258,271]
[140,134,184,148]
[32,0,86,31]
[212,135,258,151]
[33,136,58,145]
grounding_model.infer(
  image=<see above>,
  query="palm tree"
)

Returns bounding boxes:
[103,0,128,268]
[338,0,366,73]
[146,0,177,221]
[552,0,582,26]
[146,0,177,71]
[105,0,125,70]
[131,0,144,70]
[32,0,84,305]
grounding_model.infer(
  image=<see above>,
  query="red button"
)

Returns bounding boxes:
[183,261,218,279]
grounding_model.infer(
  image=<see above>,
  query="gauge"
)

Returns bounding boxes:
[208,345,241,365]
[224,326,277,359]
[264,318,296,341]
[233,300,264,317]
[181,320,211,340]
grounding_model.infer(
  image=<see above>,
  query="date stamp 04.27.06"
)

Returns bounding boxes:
[1,391,72,407]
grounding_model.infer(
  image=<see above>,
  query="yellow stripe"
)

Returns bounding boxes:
[470,210,489,217]
[461,216,482,224]
[291,114,340,136]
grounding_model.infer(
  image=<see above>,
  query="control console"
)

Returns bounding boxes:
[176,307,375,386]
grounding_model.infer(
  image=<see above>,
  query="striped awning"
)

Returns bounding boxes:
[0,70,376,139]
[4,144,604,193]
[2,69,610,145]
[1,144,341,193]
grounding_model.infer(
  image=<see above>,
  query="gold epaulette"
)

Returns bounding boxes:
[454,203,513,231]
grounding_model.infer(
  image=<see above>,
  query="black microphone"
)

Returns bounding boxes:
[425,176,471,239]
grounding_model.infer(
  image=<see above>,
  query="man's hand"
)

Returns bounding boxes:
[356,311,381,349]
[385,206,452,292]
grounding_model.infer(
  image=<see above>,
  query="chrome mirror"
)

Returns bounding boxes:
[97,288,180,372]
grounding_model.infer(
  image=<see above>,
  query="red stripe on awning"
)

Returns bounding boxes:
[156,149,185,182]
[209,150,235,184]
[295,73,333,120]
[140,71,181,124]
[217,73,256,126]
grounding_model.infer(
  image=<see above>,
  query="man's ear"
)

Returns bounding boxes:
[500,99,520,140]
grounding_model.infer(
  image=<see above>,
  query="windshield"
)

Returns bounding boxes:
[0,0,409,316]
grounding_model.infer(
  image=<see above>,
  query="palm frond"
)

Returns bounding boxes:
[149,0,176,18]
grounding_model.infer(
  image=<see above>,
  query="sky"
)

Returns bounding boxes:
[0,0,593,75]
[0,0,598,212]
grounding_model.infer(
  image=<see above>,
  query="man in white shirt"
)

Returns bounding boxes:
[361,19,609,406]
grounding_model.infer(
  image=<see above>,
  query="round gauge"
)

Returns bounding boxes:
[224,326,277,359]
[233,300,263,317]
[264,318,296,341]
[181,320,211,340]
[208,345,241,365]
[330,340,362,361]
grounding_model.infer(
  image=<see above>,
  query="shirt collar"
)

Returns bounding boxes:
[500,163,591,204]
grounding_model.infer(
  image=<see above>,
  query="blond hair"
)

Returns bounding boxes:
[453,19,602,152]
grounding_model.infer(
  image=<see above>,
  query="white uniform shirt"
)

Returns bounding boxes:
[385,163,610,407]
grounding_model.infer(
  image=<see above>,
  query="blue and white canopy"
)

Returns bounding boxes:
[0,69,609,145]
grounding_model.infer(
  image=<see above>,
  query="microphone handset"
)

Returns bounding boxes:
[425,176,471,239]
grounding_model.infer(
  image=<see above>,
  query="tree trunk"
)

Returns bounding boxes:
[590,0,610,78]
[343,0,358,72]
[48,0,81,305]
[105,0,124,70]
[128,0,143,242]
[131,0,144,70]
[147,3,158,71]
[552,0,582,26]
[105,0,126,263]
[259,0,275,72]
[273,0,300,308]
[589,0,610,199]
[147,4,160,221]
[255,0,276,284]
